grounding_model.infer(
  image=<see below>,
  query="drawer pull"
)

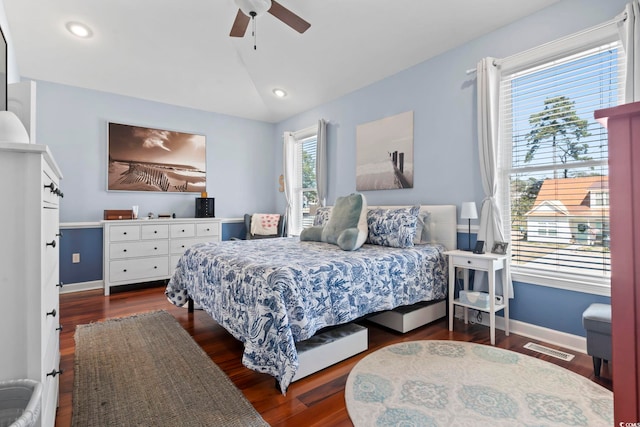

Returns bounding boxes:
[46,309,57,317]
[154,247,158,250]
[46,240,56,248]
[55,188,64,198]
[181,245,185,248]
[154,266,158,269]
[47,369,63,378]
[123,249,127,252]
[181,229,185,232]
[206,228,210,231]
[44,183,56,193]
[56,282,64,288]
[123,232,127,235]
[56,325,63,331]
[467,260,472,264]
[154,230,158,234]
[123,269,127,272]
[57,232,63,238]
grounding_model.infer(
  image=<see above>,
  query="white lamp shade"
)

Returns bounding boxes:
[234,0,272,16]
[0,111,30,144]
[461,202,478,220]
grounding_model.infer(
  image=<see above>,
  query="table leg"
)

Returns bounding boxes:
[503,265,509,336]
[489,267,496,345]
[449,262,455,331]
[463,268,469,324]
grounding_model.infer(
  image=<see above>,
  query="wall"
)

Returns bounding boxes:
[4,0,625,340]
[274,0,626,339]
[35,81,280,222]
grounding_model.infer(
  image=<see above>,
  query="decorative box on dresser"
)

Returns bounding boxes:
[103,218,221,295]
[0,142,63,427]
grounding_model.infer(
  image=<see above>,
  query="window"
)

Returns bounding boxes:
[289,126,318,235]
[499,26,625,293]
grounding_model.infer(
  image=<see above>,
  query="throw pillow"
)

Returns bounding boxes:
[300,193,368,251]
[413,210,432,244]
[313,206,332,227]
[367,205,420,248]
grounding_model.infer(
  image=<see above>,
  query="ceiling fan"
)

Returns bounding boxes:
[230,0,311,38]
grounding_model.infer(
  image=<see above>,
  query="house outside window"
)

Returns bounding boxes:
[499,26,624,293]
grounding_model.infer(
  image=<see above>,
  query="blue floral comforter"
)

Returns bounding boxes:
[165,238,447,393]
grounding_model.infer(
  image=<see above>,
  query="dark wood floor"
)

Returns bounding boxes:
[55,283,612,426]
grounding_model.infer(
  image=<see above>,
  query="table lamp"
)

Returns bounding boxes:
[461,202,478,251]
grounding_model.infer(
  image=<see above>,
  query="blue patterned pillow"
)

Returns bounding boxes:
[366,206,420,248]
[313,207,332,226]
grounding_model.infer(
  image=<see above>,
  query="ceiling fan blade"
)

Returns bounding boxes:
[230,9,250,37]
[268,1,311,34]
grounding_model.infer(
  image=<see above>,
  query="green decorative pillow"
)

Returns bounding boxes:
[300,193,368,251]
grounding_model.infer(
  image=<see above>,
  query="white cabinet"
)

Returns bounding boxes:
[103,218,221,295]
[446,250,509,346]
[0,142,63,427]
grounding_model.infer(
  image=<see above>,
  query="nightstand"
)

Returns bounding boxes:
[445,249,509,345]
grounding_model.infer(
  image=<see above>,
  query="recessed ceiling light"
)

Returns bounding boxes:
[273,88,287,98]
[66,21,93,38]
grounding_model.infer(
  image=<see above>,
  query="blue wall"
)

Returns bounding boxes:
[35,82,280,223]
[27,0,624,338]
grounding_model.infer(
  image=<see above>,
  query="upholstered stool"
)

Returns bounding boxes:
[582,303,612,377]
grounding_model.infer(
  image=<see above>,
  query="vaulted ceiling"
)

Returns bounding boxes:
[4,0,560,122]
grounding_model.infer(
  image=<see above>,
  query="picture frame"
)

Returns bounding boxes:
[491,241,509,255]
[356,111,414,191]
[473,240,485,254]
[107,122,206,193]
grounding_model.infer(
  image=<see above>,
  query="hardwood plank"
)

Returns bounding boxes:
[55,284,612,426]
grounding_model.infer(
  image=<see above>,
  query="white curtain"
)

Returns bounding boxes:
[316,119,328,207]
[474,57,514,298]
[619,0,640,102]
[283,132,297,237]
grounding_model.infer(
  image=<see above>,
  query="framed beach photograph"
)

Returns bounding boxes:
[356,111,414,191]
[491,241,509,255]
[107,122,206,193]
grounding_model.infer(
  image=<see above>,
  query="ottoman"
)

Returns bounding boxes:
[582,303,612,377]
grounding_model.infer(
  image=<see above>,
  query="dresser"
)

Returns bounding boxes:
[102,218,221,295]
[0,142,63,427]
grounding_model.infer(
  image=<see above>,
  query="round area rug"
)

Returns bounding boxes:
[345,340,612,427]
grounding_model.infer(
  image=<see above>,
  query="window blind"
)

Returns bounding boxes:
[500,40,624,279]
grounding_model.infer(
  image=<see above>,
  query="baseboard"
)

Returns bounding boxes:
[59,280,104,294]
[453,307,586,355]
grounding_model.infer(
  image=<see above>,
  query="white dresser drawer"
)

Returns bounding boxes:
[41,345,61,427]
[109,225,141,242]
[196,222,219,237]
[110,240,169,259]
[141,224,169,239]
[41,165,60,206]
[170,223,195,238]
[170,237,212,255]
[110,257,169,282]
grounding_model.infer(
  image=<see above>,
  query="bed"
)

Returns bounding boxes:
[166,204,456,393]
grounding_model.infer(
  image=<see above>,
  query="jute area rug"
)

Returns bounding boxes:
[72,310,268,427]
[345,340,612,427]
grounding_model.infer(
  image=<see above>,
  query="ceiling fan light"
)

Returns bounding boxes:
[234,0,272,17]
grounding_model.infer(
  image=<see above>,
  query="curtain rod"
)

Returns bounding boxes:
[464,11,627,76]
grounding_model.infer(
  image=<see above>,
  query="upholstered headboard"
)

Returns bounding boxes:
[367,205,457,251]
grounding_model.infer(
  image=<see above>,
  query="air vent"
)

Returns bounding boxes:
[523,342,575,361]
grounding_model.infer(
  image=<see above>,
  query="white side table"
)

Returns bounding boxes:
[445,249,509,345]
